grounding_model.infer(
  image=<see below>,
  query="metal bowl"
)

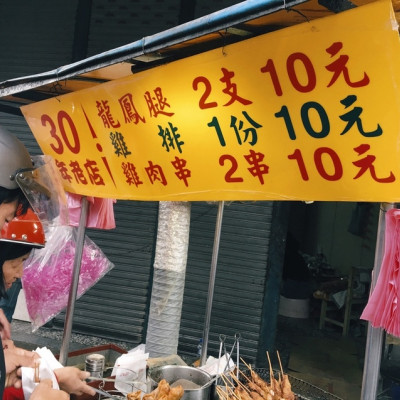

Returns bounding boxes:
[149,365,214,400]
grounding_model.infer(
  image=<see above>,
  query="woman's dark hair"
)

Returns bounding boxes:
[0,186,30,217]
[0,241,36,298]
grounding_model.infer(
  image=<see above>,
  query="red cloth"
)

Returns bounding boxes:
[3,387,24,400]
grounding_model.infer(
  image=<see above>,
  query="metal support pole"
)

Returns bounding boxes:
[200,201,224,366]
[361,202,395,400]
[59,196,89,365]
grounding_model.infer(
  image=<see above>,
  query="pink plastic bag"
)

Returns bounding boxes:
[67,193,116,230]
[22,225,114,331]
[361,208,400,336]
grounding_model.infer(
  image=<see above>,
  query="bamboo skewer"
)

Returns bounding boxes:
[266,351,274,384]
[220,371,235,388]
[276,350,284,385]
[34,359,40,383]
[240,357,253,373]
[237,369,251,384]
[277,351,284,376]
[216,386,230,400]
[233,371,253,394]
[216,352,297,400]
[227,385,241,400]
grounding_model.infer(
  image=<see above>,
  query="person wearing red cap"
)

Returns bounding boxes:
[0,209,46,324]
[0,127,37,339]
[0,241,96,399]
[0,127,73,399]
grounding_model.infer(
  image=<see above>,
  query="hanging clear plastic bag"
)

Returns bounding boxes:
[22,224,114,331]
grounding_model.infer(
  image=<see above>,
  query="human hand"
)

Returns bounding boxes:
[3,342,39,388]
[0,309,11,339]
[30,379,70,400]
[54,367,96,396]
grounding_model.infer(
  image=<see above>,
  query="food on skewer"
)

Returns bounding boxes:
[235,385,253,400]
[216,352,297,400]
[128,378,184,400]
[276,352,295,400]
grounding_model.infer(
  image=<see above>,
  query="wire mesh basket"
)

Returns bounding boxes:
[240,368,344,400]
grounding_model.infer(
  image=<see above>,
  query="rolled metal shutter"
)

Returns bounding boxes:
[194,0,243,18]
[53,200,159,344]
[0,1,78,80]
[87,0,180,57]
[179,201,274,363]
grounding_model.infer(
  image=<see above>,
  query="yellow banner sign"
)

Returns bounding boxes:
[22,0,400,201]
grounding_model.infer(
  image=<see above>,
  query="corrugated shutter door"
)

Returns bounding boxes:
[0,115,42,155]
[194,0,243,18]
[0,1,77,80]
[179,201,273,363]
[87,0,180,56]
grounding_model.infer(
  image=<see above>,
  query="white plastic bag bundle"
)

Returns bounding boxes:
[111,345,149,394]
[199,354,235,377]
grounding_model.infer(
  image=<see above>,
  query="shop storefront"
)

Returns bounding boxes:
[0,0,400,398]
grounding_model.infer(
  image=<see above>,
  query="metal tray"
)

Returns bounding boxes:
[240,368,343,400]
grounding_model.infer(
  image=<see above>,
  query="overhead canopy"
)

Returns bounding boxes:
[0,0,395,114]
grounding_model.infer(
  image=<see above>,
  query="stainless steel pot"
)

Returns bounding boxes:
[149,365,214,400]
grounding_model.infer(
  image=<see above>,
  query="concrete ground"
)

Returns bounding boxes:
[11,318,133,355]
[275,315,367,400]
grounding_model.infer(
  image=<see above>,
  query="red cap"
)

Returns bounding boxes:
[0,208,45,247]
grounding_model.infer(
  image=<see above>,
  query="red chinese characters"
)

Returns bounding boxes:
[121,157,192,188]
[119,93,146,124]
[171,156,191,187]
[56,159,105,186]
[97,100,121,128]
[287,144,395,183]
[352,144,394,183]
[121,162,143,187]
[325,42,370,88]
[219,151,269,184]
[260,41,370,96]
[193,67,252,110]
[144,87,174,117]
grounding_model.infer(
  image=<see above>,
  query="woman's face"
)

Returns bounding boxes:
[3,252,30,290]
[0,200,18,230]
